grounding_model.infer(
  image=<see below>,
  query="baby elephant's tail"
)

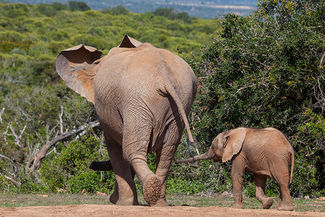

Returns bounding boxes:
[289,150,294,186]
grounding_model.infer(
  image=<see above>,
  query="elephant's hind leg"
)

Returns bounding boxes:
[254,174,274,209]
[273,162,294,211]
[106,137,138,205]
[122,115,161,206]
[154,121,182,206]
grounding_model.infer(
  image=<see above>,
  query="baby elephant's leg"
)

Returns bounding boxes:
[254,174,274,209]
[273,162,294,211]
[231,159,245,209]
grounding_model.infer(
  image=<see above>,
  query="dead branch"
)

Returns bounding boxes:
[0,172,21,186]
[8,124,26,148]
[0,107,4,124]
[319,51,325,67]
[59,105,64,134]
[0,153,14,164]
[28,120,100,170]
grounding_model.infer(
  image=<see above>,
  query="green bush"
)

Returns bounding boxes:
[68,1,90,12]
[188,0,325,197]
[40,136,113,193]
[102,5,129,15]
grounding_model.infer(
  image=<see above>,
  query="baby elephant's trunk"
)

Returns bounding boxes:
[175,148,215,163]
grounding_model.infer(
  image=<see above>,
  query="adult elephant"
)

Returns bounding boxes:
[56,36,197,206]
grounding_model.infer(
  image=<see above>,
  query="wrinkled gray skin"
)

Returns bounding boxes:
[176,127,295,211]
[56,36,197,206]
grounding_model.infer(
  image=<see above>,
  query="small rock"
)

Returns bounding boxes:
[81,189,87,195]
[97,191,107,196]
[221,191,232,198]
[56,188,66,193]
[304,195,310,199]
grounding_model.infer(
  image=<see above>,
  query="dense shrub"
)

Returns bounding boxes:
[40,136,114,193]
[183,0,325,197]
[153,7,193,24]
[68,1,90,12]
[102,5,129,15]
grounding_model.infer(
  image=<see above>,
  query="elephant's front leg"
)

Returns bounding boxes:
[106,136,138,205]
[231,157,246,209]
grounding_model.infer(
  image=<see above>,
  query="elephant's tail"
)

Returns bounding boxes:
[162,77,195,144]
[289,150,294,186]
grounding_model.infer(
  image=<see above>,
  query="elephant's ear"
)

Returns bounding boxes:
[222,128,247,163]
[56,44,102,104]
[119,35,142,48]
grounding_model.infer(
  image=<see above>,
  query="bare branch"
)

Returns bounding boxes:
[0,153,12,163]
[320,51,325,67]
[0,107,4,124]
[9,124,26,148]
[0,172,21,186]
[28,120,100,170]
[59,105,64,134]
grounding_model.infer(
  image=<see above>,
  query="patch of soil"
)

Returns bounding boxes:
[0,204,324,217]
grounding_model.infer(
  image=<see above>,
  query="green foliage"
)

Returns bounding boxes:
[186,0,325,197]
[153,7,193,24]
[102,5,129,15]
[40,136,114,193]
[68,1,90,11]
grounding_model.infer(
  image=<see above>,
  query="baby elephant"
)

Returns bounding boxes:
[176,127,294,211]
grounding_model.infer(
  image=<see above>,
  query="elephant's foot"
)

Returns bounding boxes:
[261,197,274,209]
[277,200,294,211]
[115,198,139,206]
[154,198,168,207]
[143,174,162,206]
[232,203,244,209]
[109,191,138,205]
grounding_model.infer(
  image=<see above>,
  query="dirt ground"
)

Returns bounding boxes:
[1,204,324,217]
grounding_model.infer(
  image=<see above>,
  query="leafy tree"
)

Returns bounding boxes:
[187,0,325,197]
[68,1,90,11]
[102,5,129,15]
[153,7,193,24]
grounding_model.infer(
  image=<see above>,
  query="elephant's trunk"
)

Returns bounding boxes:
[89,160,113,171]
[175,148,215,163]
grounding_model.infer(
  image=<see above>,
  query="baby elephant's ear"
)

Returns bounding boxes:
[56,44,102,103]
[222,128,247,163]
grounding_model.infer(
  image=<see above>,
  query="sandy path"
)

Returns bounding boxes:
[0,204,324,217]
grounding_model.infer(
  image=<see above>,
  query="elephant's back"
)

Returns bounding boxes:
[244,128,292,176]
[94,45,196,109]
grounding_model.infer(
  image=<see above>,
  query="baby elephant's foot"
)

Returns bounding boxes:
[143,174,162,206]
[232,203,244,209]
[261,197,274,209]
[277,200,294,211]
